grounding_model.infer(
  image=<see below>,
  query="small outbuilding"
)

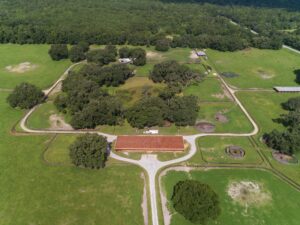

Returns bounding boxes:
[119,58,133,64]
[274,87,300,93]
[196,51,207,57]
[115,135,185,152]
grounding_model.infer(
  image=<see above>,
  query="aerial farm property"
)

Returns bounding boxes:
[1,1,300,225]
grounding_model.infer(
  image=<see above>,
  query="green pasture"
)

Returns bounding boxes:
[44,135,78,165]
[0,44,71,89]
[198,102,253,133]
[188,136,263,165]
[184,77,231,102]
[237,91,300,184]
[0,92,145,225]
[237,91,299,136]
[162,169,300,225]
[26,101,60,129]
[208,48,300,89]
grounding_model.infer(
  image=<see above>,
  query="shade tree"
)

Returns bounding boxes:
[172,180,221,224]
[7,82,45,109]
[69,134,108,169]
[48,44,69,61]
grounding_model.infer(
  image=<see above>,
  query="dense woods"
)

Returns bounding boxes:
[1,0,299,51]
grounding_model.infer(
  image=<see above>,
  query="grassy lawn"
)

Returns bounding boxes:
[105,76,166,107]
[44,134,78,165]
[0,92,145,225]
[26,101,59,129]
[0,44,71,89]
[198,102,253,133]
[237,91,299,138]
[188,136,263,165]
[184,77,231,102]
[162,169,300,225]
[207,48,300,89]
[237,91,300,183]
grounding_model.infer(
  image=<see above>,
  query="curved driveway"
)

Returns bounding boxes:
[19,60,260,225]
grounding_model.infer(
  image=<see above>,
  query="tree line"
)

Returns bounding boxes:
[0,0,296,51]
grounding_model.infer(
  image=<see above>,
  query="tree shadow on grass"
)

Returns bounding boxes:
[294,69,300,84]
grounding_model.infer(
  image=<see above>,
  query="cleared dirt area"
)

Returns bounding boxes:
[146,51,163,60]
[49,114,73,130]
[228,181,271,207]
[6,62,37,73]
[215,112,229,123]
[195,122,216,133]
[256,69,274,79]
[189,51,198,59]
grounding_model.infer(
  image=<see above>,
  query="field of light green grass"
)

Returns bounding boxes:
[208,48,300,89]
[0,44,71,89]
[237,91,300,184]
[162,169,300,225]
[0,92,145,225]
[188,136,263,165]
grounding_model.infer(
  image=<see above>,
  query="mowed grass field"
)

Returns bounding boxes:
[198,102,253,133]
[208,48,300,89]
[162,169,300,225]
[237,91,300,184]
[188,136,263,165]
[0,44,71,89]
[183,77,231,102]
[0,92,145,225]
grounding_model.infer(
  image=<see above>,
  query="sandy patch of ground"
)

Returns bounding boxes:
[256,69,274,79]
[212,93,226,99]
[6,62,38,73]
[195,122,216,133]
[146,51,163,60]
[189,51,198,59]
[141,173,149,225]
[228,181,271,207]
[215,112,229,123]
[49,82,62,96]
[49,114,73,130]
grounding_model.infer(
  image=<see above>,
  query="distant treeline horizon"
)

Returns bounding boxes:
[0,0,299,51]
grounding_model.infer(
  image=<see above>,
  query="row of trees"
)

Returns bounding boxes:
[49,44,147,66]
[264,97,300,156]
[49,42,90,62]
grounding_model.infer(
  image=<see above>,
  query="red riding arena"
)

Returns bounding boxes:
[115,135,185,152]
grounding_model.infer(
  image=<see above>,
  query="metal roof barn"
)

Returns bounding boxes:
[274,87,300,92]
